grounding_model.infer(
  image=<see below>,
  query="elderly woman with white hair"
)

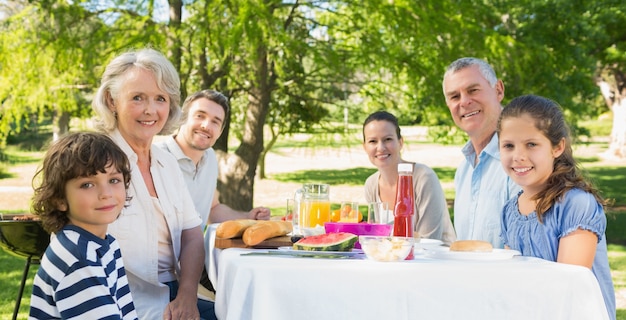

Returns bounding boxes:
[92,48,215,320]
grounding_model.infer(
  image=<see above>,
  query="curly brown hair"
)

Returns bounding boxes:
[31,132,131,233]
[496,95,605,222]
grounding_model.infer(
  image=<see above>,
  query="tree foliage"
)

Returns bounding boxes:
[1,0,626,209]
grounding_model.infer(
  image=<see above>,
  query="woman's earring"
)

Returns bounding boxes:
[113,111,118,118]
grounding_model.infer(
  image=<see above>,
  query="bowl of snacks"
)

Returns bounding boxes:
[359,236,416,262]
[324,222,392,249]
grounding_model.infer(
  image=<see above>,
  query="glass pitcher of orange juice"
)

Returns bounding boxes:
[295,183,331,229]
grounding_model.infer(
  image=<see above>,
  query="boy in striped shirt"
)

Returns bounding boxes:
[29,132,137,320]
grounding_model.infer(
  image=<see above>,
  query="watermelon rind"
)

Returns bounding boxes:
[293,232,358,251]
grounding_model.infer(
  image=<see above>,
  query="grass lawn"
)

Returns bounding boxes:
[0,252,36,318]
[610,243,626,320]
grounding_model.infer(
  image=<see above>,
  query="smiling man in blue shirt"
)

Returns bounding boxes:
[442,57,520,248]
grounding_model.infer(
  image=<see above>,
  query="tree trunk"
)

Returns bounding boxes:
[597,70,626,159]
[167,0,183,96]
[216,150,253,211]
[258,126,279,179]
[608,98,626,158]
[218,44,274,211]
[52,109,70,142]
[258,151,266,180]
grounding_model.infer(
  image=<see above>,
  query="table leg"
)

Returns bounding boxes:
[12,256,34,320]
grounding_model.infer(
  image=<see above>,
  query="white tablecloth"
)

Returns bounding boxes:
[204,223,221,290]
[214,247,609,320]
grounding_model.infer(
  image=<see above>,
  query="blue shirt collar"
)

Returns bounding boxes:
[461,133,500,166]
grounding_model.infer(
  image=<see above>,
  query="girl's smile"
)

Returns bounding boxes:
[498,114,564,197]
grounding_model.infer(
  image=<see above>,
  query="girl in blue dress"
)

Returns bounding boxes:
[496,94,615,320]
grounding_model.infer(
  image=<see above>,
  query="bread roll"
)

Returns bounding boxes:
[215,219,258,239]
[449,240,493,252]
[242,221,293,246]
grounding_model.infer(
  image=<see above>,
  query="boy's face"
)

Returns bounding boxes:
[58,164,127,238]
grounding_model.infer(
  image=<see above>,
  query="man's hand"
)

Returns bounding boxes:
[210,204,272,223]
[163,291,199,320]
[249,207,271,220]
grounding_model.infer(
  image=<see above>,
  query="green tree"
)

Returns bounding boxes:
[485,0,625,156]
[0,3,98,145]
[585,1,626,158]
[178,1,357,210]
[0,1,167,146]
[2,0,625,212]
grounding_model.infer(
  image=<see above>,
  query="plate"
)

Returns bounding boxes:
[415,238,444,249]
[277,246,363,257]
[413,238,444,255]
[299,226,326,236]
[425,247,521,261]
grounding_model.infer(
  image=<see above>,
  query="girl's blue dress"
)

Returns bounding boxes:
[501,188,615,320]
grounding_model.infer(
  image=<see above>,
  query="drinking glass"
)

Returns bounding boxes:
[340,201,359,223]
[285,198,294,221]
[367,202,390,224]
[286,198,301,236]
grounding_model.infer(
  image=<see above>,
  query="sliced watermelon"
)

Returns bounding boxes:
[293,232,358,252]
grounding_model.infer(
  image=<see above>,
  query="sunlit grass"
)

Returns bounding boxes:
[0,146,44,164]
[609,244,626,320]
[0,146,44,179]
[0,251,35,318]
[270,166,455,186]
[609,244,626,287]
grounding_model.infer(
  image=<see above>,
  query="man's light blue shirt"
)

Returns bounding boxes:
[453,133,520,248]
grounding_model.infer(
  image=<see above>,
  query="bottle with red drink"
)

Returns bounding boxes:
[393,163,415,260]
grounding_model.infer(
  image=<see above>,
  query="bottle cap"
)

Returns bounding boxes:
[398,163,413,173]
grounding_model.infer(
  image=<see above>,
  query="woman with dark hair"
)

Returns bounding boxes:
[362,111,456,245]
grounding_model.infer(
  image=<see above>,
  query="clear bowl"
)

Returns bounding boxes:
[359,236,417,262]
